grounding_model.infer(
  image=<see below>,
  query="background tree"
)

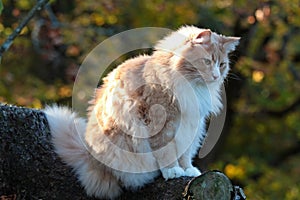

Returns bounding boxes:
[0,0,299,199]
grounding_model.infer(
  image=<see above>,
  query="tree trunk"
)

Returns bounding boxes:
[0,104,245,200]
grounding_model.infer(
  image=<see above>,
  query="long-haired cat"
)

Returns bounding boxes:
[44,26,239,199]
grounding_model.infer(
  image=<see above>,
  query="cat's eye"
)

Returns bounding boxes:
[203,59,211,65]
[219,62,226,68]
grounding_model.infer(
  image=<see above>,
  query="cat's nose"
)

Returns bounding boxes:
[212,75,219,80]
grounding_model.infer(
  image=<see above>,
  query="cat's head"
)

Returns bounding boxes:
[155,26,240,84]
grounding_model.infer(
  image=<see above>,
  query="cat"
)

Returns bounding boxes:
[44,25,240,199]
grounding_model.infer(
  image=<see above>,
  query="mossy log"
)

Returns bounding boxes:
[0,104,245,200]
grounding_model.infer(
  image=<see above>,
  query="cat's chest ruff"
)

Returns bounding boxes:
[190,83,222,117]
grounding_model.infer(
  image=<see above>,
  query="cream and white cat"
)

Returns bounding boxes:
[44,26,239,199]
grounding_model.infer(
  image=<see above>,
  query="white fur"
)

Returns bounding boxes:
[185,167,201,177]
[44,105,87,169]
[161,167,185,180]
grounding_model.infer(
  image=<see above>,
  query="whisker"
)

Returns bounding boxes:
[227,72,241,81]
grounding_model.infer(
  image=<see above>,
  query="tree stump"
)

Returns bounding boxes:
[183,171,246,200]
[0,104,245,199]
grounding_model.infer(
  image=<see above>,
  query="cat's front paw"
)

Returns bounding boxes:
[184,167,201,177]
[161,167,185,180]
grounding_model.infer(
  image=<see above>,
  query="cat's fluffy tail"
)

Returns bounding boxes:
[44,105,122,199]
[44,105,88,173]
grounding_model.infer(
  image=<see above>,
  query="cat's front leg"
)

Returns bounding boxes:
[178,140,202,177]
[177,117,206,177]
[152,140,185,180]
[179,152,201,177]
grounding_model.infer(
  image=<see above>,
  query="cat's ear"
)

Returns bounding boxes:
[193,30,212,45]
[223,37,240,53]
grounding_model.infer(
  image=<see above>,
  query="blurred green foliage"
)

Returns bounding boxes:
[0,1,3,15]
[0,0,300,199]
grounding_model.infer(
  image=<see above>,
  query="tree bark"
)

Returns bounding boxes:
[0,104,245,200]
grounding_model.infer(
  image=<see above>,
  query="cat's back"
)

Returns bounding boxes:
[116,55,150,84]
[92,55,150,108]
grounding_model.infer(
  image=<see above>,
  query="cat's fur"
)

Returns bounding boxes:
[44,26,239,199]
